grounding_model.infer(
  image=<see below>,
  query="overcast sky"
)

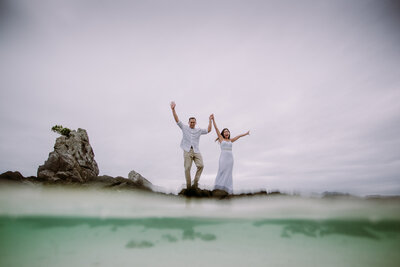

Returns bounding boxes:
[1,0,399,195]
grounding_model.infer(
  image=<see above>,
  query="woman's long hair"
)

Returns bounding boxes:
[215,128,230,142]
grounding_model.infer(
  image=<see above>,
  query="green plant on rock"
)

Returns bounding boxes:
[51,125,71,137]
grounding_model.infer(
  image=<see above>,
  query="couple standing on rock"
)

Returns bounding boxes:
[170,101,250,194]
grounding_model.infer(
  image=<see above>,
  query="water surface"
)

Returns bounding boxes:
[0,186,399,266]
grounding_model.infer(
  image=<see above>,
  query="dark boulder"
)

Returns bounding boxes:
[0,171,25,181]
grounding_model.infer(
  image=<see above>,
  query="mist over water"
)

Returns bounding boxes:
[1,185,400,220]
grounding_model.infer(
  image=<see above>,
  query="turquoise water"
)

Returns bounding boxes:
[0,186,399,267]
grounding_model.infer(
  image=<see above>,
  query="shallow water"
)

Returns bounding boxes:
[0,185,399,267]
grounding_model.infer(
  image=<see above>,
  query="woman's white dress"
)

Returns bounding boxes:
[214,140,234,194]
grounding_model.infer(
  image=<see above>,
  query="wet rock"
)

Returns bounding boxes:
[179,187,226,198]
[86,175,153,191]
[0,171,24,181]
[211,189,229,198]
[128,170,152,188]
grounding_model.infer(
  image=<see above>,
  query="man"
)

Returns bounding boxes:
[170,101,212,189]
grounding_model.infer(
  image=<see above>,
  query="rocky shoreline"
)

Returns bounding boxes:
[0,171,152,192]
[0,170,280,199]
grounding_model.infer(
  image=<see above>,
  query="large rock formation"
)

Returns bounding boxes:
[37,128,99,182]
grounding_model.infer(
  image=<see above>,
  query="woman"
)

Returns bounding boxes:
[211,114,250,194]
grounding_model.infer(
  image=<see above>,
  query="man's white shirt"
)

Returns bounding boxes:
[177,121,208,153]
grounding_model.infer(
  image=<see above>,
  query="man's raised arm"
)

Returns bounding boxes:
[170,101,180,123]
[207,114,212,133]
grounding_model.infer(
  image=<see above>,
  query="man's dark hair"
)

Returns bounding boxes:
[188,117,196,121]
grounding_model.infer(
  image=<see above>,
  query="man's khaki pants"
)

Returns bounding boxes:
[184,148,204,188]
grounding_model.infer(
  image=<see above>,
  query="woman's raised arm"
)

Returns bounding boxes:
[231,130,250,143]
[211,114,223,143]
